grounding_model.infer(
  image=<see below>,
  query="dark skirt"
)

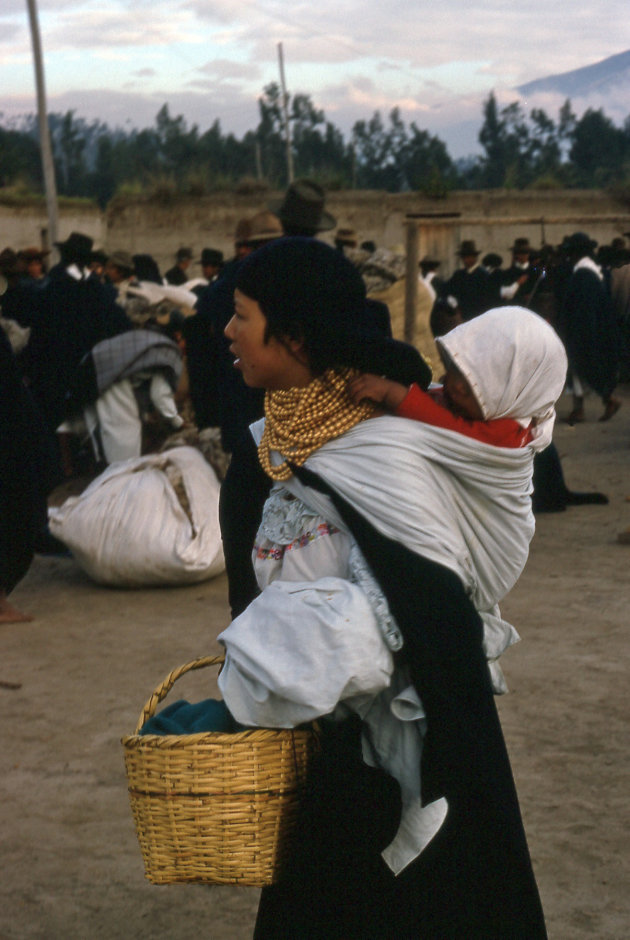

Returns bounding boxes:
[254,466,549,939]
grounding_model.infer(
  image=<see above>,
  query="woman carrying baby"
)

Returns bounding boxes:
[217,237,566,938]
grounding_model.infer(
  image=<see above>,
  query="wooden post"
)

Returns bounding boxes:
[277,42,294,185]
[26,0,59,258]
[404,220,420,344]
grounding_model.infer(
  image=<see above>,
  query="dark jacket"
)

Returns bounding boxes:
[557,264,620,398]
[444,265,493,320]
[24,269,132,430]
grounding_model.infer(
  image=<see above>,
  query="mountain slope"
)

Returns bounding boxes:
[517,49,630,98]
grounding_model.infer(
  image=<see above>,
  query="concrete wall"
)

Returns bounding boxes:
[0,204,105,256]
[3,189,630,278]
[104,188,630,277]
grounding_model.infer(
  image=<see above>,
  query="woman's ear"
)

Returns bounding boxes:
[285,334,308,364]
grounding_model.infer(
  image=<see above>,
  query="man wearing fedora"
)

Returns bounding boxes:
[269,178,336,237]
[165,247,193,286]
[270,186,392,340]
[88,249,108,283]
[444,239,492,320]
[24,231,132,439]
[104,250,135,303]
[17,246,50,288]
[198,248,224,281]
[0,248,42,327]
[184,211,284,440]
[188,248,225,301]
[499,237,540,305]
[556,232,621,423]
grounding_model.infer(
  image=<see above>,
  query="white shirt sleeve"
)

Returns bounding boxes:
[149,372,184,427]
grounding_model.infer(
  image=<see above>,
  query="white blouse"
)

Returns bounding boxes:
[254,483,404,652]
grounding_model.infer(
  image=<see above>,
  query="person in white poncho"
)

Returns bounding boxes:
[217,237,565,938]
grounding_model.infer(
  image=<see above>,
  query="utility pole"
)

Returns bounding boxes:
[277,42,294,185]
[25,0,59,255]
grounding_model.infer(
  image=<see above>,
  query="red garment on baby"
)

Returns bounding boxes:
[395,383,533,448]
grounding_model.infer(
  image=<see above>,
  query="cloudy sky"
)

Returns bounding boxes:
[1,0,629,157]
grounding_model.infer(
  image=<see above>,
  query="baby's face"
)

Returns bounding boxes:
[441,366,484,421]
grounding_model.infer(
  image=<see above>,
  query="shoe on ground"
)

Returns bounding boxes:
[532,499,567,513]
[566,408,585,425]
[565,491,609,506]
[599,399,621,422]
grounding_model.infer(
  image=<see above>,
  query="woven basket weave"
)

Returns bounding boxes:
[122,655,319,886]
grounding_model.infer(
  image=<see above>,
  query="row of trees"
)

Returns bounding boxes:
[2,87,630,207]
[473,94,630,189]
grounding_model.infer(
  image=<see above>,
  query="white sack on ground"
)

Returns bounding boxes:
[48,446,224,586]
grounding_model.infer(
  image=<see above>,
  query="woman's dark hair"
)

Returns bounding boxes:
[235,237,431,388]
[132,254,162,284]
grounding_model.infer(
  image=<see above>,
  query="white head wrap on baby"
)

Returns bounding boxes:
[436,306,568,452]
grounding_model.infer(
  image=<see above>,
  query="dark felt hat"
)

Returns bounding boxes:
[510,237,532,253]
[176,247,193,261]
[563,231,597,255]
[55,232,94,255]
[456,239,480,257]
[197,248,224,267]
[482,252,503,268]
[419,255,441,269]
[89,249,109,266]
[269,179,336,233]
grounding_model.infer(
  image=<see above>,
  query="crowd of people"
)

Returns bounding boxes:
[1,178,628,936]
[421,231,628,421]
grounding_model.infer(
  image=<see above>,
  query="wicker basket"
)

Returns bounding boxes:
[122,655,320,886]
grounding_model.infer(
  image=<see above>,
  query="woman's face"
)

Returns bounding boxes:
[225,289,313,390]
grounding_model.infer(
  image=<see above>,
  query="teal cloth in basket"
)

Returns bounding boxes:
[139,698,244,735]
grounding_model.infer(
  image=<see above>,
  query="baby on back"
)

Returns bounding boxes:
[350,305,567,452]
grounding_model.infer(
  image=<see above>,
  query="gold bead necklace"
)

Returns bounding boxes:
[258,367,376,480]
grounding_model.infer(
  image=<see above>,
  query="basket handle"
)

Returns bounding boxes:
[134,654,225,734]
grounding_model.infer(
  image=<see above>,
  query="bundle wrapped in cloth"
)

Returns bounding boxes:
[49,446,224,586]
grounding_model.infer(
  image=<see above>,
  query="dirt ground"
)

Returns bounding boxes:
[2,385,630,940]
